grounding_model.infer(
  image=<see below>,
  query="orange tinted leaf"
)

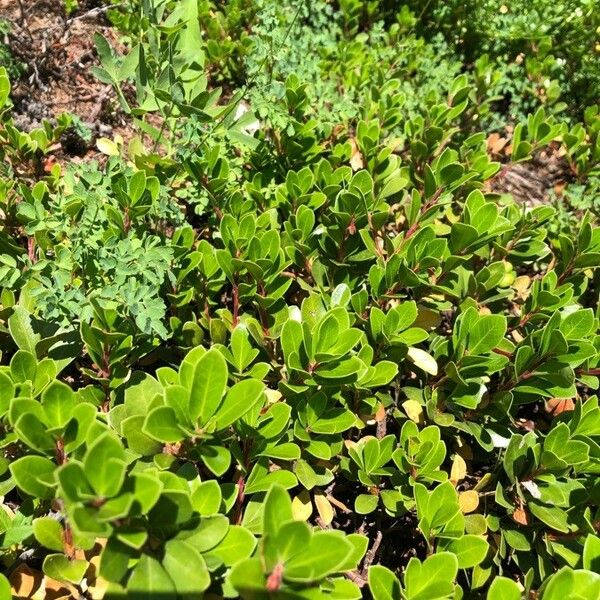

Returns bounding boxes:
[512,506,531,525]
[545,398,575,416]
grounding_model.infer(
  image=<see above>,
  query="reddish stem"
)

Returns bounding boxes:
[27,237,37,263]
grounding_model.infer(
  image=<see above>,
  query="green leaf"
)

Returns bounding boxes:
[355,494,379,514]
[0,67,10,109]
[200,443,231,476]
[313,356,364,382]
[143,405,186,443]
[528,502,570,532]
[33,517,64,552]
[122,415,163,455]
[191,480,222,515]
[189,348,228,425]
[560,309,594,340]
[163,539,210,596]
[96,137,120,156]
[83,432,126,498]
[8,306,40,355]
[542,567,600,600]
[583,534,600,571]
[263,484,293,537]
[213,378,265,429]
[487,576,521,600]
[10,350,37,383]
[285,531,354,581]
[14,412,55,452]
[403,553,458,600]
[43,554,87,585]
[0,574,10,600]
[0,371,14,416]
[100,537,134,582]
[369,565,402,600]
[468,314,506,355]
[128,554,176,599]
[10,455,56,499]
[205,524,257,566]
[229,557,266,594]
[446,535,489,568]
[42,380,77,429]
[407,348,438,376]
[178,515,229,552]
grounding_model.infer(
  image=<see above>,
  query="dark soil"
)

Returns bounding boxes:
[0,0,131,159]
[487,140,575,206]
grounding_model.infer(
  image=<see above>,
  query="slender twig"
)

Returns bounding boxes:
[66,3,126,26]
[361,530,383,578]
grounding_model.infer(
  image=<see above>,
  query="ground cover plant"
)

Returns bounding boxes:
[0,0,599,598]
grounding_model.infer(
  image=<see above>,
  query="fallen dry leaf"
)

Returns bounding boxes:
[10,563,43,599]
[487,132,509,154]
[554,181,566,196]
[41,577,74,600]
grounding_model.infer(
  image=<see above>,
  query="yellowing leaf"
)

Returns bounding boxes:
[314,492,335,526]
[459,490,479,513]
[96,137,120,156]
[128,136,147,159]
[512,275,531,300]
[456,438,473,461]
[264,389,283,404]
[407,347,438,375]
[450,454,467,486]
[291,489,312,521]
[414,307,441,330]
[402,399,424,424]
[473,472,493,492]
